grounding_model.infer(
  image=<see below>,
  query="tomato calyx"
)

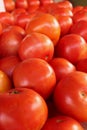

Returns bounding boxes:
[9,90,20,94]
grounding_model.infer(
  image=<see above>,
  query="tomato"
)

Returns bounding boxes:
[0,12,14,26]
[27,0,40,13]
[53,71,87,122]
[0,88,48,130]
[55,34,87,64]
[4,0,15,12]
[73,9,87,23]
[18,32,54,62]
[49,58,76,82]
[0,29,23,58]
[70,20,87,42]
[13,58,56,99]
[0,70,12,93]
[15,0,28,10]
[40,0,54,6]
[0,23,3,35]
[42,115,84,130]
[2,25,26,36]
[54,15,73,36]
[76,59,87,73]
[14,12,30,29]
[50,7,73,17]
[25,13,61,46]
[0,56,21,79]
[73,6,83,15]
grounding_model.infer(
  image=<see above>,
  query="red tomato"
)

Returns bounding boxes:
[4,0,15,12]
[42,115,84,130]
[0,23,3,35]
[54,15,73,36]
[25,13,61,46]
[54,0,73,10]
[18,32,54,62]
[49,58,76,82]
[54,71,87,122]
[0,88,48,130]
[15,0,28,10]
[0,12,14,26]
[13,58,56,99]
[40,0,54,6]
[27,0,40,13]
[55,34,87,64]
[14,12,30,29]
[73,6,83,15]
[0,29,23,58]
[73,9,87,23]
[2,25,26,37]
[70,20,87,42]
[76,59,87,73]
[0,70,12,93]
[0,56,21,79]
[50,7,73,17]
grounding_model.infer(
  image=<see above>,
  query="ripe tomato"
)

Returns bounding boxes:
[42,116,84,130]
[73,6,83,15]
[0,22,3,35]
[54,15,73,36]
[13,58,56,99]
[14,12,30,29]
[54,71,87,122]
[49,58,76,82]
[25,13,61,46]
[18,32,54,62]
[73,9,87,23]
[55,34,87,64]
[27,0,40,13]
[0,88,48,130]
[0,29,23,58]
[76,59,87,73]
[0,56,21,79]
[4,0,15,12]
[0,70,12,93]
[15,0,28,10]
[0,12,14,26]
[40,0,54,6]
[70,20,87,42]
[2,25,26,37]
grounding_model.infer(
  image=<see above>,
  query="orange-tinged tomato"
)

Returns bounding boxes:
[4,0,15,12]
[0,70,12,93]
[25,13,61,46]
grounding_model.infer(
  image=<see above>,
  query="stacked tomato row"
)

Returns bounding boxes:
[0,0,87,130]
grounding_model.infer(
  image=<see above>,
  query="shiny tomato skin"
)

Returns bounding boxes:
[18,32,54,62]
[0,88,48,130]
[70,20,87,42]
[0,12,14,26]
[42,116,84,130]
[76,59,87,73]
[73,9,87,23]
[55,34,87,64]
[15,0,28,10]
[73,6,83,15]
[54,15,73,36]
[0,56,21,79]
[0,70,12,93]
[0,29,23,58]
[54,71,87,122]
[4,0,15,12]
[49,58,76,82]
[25,13,61,46]
[13,58,56,99]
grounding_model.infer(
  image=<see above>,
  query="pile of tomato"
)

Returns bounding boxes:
[0,0,87,129]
